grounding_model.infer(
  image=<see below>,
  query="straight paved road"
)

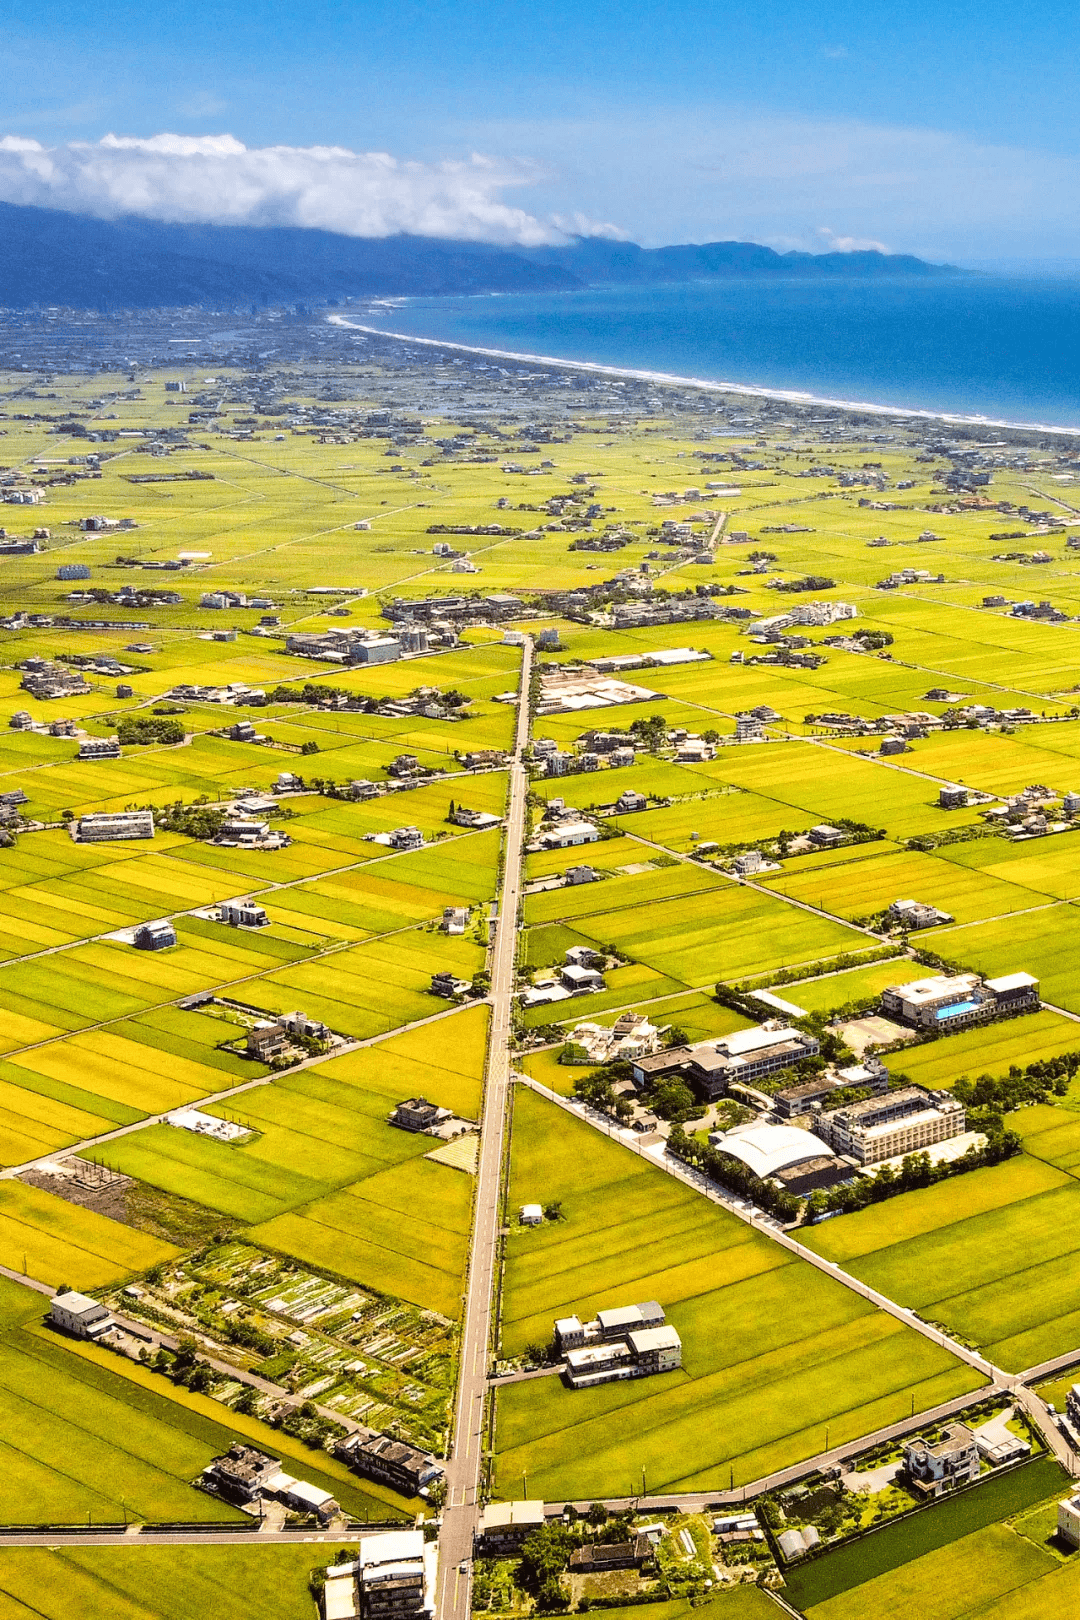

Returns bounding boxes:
[0,1528,367,1547]
[436,640,532,1620]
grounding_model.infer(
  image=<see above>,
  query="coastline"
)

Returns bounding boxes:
[328,312,1080,439]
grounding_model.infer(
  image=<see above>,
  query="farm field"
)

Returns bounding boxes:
[0,1275,401,1524]
[794,1458,1073,1617]
[887,1008,1080,1092]
[533,875,867,990]
[91,1000,488,1240]
[760,845,1045,925]
[0,1544,333,1620]
[493,1090,983,1499]
[0,1182,177,1291]
[11,332,1080,1589]
[804,1146,1080,1372]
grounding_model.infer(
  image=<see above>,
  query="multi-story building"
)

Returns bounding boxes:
[1058,1493,1080,1549]
[336,1434,444,1497]
[390,1098,453,1134]
[78,737,121,760]
[247,1021,290,1061]
[356,1531,432,1620]
[902,1424,979,1499]
[49,1291,113,1340]
[881,971,1039,1030]
[633,1024,820,1103]
[818,1086,966,1165]
[75,810,155,842]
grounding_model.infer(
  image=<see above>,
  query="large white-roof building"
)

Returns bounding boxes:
[708,1122,835,1180]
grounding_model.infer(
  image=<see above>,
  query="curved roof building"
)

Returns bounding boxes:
[709,1122,834,1179]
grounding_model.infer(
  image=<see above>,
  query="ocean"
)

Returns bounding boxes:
[351,274,1080,431]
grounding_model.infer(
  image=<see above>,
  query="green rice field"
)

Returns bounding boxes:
[494,1090,983,1499]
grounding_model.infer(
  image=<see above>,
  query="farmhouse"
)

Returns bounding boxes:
[202,1444,281,1504]
[902,1424,979,1499]
[49,1291,114,1340]
[448,805,501,829]
[554,1300,682,1385]
[568,1537,653,1573]
[218,898,270,928]
[886,898,954,930]
[133,920,176,950]
[336,1434,443,1497]
[475,1500,546,1554]
[535,819,600,849]
[391,1098,452,1134]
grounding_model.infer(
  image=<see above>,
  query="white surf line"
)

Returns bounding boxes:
[327,315,1080,439]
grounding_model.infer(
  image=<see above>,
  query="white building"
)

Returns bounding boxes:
[537,820,599,849]
[50,1291,113,1339]
[881,971,1039,1030]
[818,1086,966,1165]
[1058,1494,1080,1549]
[75,810,155,842]
[708,1122,835,1179]
[218,898,270,928]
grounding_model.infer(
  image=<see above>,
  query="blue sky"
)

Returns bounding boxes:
[3,0,1080,259]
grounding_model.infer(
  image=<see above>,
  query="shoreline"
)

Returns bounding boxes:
[327,313,1080,438]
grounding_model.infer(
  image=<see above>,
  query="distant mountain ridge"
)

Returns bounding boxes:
[0,202,953,310]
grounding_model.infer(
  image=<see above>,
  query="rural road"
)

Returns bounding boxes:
[435,637,532,1620]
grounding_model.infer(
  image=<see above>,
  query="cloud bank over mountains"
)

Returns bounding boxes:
[0,132,623,244]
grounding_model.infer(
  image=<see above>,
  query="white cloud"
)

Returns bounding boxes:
[549,210,630,241]
[814,226,890,253]
[0,131,617,245]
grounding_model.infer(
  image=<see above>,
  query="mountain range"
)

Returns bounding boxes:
[0,202,952,310]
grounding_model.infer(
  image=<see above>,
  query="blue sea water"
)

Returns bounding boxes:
[355,275,1080,430]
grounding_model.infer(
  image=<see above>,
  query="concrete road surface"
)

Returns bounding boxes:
[436,639,532,1620]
